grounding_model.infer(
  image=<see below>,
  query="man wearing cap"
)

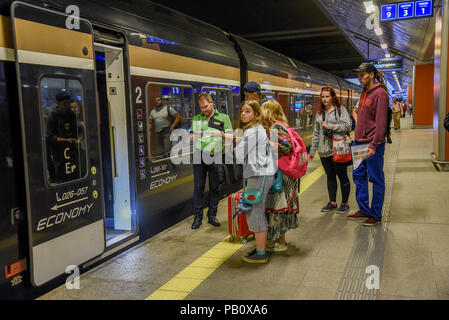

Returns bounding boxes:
[190,92,233,229]
[46,91,80,183]
[347,63,388,227]
[243,81,268,106]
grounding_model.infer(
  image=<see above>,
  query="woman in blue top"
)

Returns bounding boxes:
[235,100,275,264]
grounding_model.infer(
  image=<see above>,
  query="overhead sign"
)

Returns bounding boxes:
[415,0,433,17]
[363,58,404,71]
[398,2,414,19]
[381,4,397,20]
[381,0,433,21]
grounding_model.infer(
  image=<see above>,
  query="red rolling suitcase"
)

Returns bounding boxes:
[228,192,254,243]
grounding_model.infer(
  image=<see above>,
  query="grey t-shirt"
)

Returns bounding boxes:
[149,105,178,132]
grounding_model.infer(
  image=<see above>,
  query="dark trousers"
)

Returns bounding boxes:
[320,155,351,204]
[193,162,220,219]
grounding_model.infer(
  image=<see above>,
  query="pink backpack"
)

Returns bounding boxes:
[273,122,309,179]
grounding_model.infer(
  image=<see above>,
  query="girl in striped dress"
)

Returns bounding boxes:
[261,100,300,252]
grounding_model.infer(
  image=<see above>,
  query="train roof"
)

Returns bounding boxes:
[0,0,363,93]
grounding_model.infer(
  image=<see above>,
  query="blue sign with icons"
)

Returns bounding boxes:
[415,0,433,17]
[139,157,145,168]
[382,1,432,21]
[398,2,414,18]
[381,4,397,21]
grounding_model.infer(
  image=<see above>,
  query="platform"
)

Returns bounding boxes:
[38,116,449,300]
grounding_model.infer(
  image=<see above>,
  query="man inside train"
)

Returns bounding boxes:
[190,92,233,229]
[243,81,268,105]
[148,96,182,157]
[45,91,80,184]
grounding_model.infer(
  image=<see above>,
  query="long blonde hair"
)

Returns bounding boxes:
[261,99,288,133]
[238,100,263,131]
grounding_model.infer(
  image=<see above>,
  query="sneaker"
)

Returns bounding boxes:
[363,217,381,227]
[321,202,338,212]
[242,249,268,264]
[266,242,288,252]
[336,203,350,214]
[347,211,368,220]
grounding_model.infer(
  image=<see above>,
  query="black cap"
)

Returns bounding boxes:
[243,81,261,94]
[55,91,71,102]
[353,62,377,74]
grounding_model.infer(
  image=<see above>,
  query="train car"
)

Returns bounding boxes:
[0,0,362,299]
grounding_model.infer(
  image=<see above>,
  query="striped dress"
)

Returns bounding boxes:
[265,124,300,242]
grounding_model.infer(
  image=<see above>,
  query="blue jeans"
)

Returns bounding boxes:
[193,162,220,219]
[352,142,385,220]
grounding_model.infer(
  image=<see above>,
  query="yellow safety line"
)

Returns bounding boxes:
[145,236,243,300]
[145,165,325,300]
[299,165,325,195]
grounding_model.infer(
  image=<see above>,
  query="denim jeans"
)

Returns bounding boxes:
[352,142,385,220]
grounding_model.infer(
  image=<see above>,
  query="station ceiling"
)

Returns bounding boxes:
[148,0,438,92]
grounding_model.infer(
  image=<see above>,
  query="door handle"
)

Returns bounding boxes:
[111,126,118,178]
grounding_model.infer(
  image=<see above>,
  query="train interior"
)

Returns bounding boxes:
[94,31,136,247]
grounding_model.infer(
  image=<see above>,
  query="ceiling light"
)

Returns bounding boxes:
[364,1,375,14]
[381,44,388,49]
[385,53,391,58]
[375,28,383,36]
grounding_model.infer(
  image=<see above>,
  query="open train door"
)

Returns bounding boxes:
[10,1,105,286]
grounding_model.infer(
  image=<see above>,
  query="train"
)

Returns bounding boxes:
[0,0,362,298]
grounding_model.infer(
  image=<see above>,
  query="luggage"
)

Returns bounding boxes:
[228,192,254,243]
[332,136,352,163]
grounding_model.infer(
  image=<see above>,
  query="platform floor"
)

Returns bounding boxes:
[38,116,449,300]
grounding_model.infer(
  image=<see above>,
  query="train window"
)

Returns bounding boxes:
[261,91,275,101]
[146,82,194,160]
[200,87,232,115]
[41,77,88,185]
[303,95,314,129]
[293,94,304,130]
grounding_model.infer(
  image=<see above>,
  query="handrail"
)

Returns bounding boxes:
[430,152,449,171]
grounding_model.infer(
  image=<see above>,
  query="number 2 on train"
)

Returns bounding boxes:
[135,87,143,104]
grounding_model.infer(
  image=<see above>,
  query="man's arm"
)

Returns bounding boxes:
[170,113,182,131]
[352,101,359,124]
[369,93,388,153]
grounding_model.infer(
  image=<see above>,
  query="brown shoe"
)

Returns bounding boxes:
[347,211,368,220]
[363,217,381,227]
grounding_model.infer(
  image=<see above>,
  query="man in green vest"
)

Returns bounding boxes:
[190,92,233,229]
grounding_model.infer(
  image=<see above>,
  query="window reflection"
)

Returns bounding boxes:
[304,95,314,129]
[293,94,304,130]
[41,77,87,184]
[147,84,193,160]
[201,87,232,115]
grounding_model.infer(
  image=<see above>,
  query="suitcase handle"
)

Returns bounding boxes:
[231,195,241,235]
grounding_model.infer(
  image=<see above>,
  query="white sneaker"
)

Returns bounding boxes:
[266,242,288,252]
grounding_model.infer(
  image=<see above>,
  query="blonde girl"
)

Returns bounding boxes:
[235,100,275,263]
[261,100,300,252]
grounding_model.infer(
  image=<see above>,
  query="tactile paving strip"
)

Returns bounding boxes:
[336,135,401,300]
